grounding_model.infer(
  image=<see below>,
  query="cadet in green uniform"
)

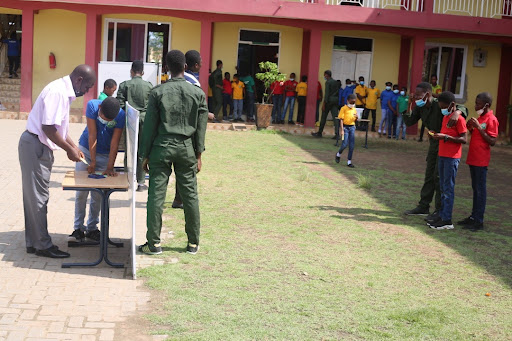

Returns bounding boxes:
[117,60,153,191]
[210,60,224,121]
[312,70,340,138]
[402,82,467,220]
[139,50,208,255]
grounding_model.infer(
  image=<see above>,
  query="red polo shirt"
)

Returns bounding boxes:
[466,110,499,167]
[223,79,233,95]
[317,81,322,100]
[284,80,297,97]
[438,114,467,159]
[271,81,284,95]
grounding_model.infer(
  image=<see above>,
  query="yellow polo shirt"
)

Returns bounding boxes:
[366,87,380,110]
[338,105,358,126]
[232,81,245,100]
[432,84,442,95]
[355,85,367,106]
[296,82,308,96]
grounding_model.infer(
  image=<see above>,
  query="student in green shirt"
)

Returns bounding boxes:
[98,79,117,100]
[396,86,409,140]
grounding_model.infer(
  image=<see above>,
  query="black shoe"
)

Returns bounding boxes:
[335,154,340,163]
[311,132,322,138]
[186,243,199,255]
[425,210,440,222]
[417,139,423,142]
[347,164,355,168]
[35,246,70,258]
[404,206,429,216]
[171,200,184,209]
[457,216,475,225]
[13,72,19,78]
[288,120,295,125]
[371,128,376,132]
[85,229,101,242]
[138,242,163,255]
[137,184,148,192]
[26,247,36,254]
[68,229,85,243]
[331,135,339,140]
[428,219,454,230]
[461,220,484,231]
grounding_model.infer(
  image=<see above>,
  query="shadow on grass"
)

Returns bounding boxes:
[279,132,512,289]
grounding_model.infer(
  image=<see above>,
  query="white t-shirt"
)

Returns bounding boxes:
[26,75,76,150]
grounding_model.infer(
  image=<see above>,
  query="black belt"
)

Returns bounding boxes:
[25,130,38,138]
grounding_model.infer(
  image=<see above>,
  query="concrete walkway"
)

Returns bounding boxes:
[0,120,164,341]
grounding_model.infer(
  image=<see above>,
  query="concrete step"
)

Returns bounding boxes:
[0,102,19,112]
[0,96,20,104]
[0,83,20,91]
[0,90,20,98]
[0,77,21,85]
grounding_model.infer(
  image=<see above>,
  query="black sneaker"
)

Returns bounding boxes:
[288,120,295,125]
[404,206,429,216]
[68,230,85,243]
[138,242,162,255]
[428,219,454,230]
[457,216,475,225]
[311,132,322,138]
[335,154,341,163]
[186,243,199,255]
[171,200,184,209]
[425,210,440,222]
[137,184,148,192]
[461,220,484,231]
[85,229,101,242]
[347,164,355,168]
[26,247,36,254]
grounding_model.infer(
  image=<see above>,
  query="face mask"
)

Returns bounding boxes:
[290,78,295,81]
[386,86,391,91]
[359,81,364,86]
[415,99,426,107]
[98,115,116,128]
[324,77,327,81]
[393,89,399,94]
[441,108,450,116]
[347,103,355,109]
[476,104,488,116]
[400,91,405,96]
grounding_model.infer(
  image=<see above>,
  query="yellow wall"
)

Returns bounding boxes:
[100,14,201,58]
[426,38,501,120]
[33,9,86,108]
[0,7,22,15]
[320,30,401,125]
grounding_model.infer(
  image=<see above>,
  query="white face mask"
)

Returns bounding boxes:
[476,104,488,116]
[290,78,295,81]
[400,91,405,96]
[347,103,355,109]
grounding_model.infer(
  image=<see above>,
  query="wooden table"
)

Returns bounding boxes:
[61,171,129,268]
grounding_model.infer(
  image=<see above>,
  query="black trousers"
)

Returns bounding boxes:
[8,56,20,75]
[297,96,306,124]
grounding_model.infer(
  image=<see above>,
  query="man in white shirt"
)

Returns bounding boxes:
[19,64,96,258]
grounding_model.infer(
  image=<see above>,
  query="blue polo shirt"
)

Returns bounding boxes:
[339,84,355,106]
[2,38,20,57]
[380,89,395,110]
[79,100,126,155]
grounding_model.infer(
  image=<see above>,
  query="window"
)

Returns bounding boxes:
[423,44,467,98]
[104,19,171,64]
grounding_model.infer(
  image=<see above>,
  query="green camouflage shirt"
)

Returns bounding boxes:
[117,76,153,114]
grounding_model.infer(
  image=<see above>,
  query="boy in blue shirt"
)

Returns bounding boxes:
[2,32,20,78]
[68,97,126,243]
[339,78,355,107]
[379,81,394,137]
[387,84,400,138]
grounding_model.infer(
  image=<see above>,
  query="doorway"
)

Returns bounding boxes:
[330,36,373,83]
[237,29,280,102]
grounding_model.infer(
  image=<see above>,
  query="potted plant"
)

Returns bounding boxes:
[255,61,286,129]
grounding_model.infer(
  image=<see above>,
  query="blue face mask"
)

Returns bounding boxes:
[386,86,391,91]
[400,91,405,96]
[359,81,364,86]
[98,115,116,128]
[393,89,399,94]
[441,108,450,116]
[415,99,426,107]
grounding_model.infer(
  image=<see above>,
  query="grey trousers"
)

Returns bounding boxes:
[18,131,54,250]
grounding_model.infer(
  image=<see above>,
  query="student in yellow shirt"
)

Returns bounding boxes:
[335,94,358,168]
[231,74,245,122]
[355,76,368,131]
[366,80,380,132]
[296,75,308,125]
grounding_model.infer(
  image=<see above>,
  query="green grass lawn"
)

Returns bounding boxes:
[139,131,512,340]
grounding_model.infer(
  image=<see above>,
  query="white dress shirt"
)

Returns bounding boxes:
[26,75,77,150]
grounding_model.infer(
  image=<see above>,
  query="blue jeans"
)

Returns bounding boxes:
[438,156,460,221]
[272,94,283,121]
[74,145,109,231]
[281,96,295,122]
[387,111,397,137]
[245,92,255,119]
[233,99,243,119]
[470,165,487,223]
[338,125,356,161]
[396,114,407,140]
[379,108,388,133]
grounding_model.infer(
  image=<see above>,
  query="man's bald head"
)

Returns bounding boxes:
[70,64,96,97]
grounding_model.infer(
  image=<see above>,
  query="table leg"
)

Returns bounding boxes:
[62,188,107,268]
[102,190,124,268]
[364,123,369,149]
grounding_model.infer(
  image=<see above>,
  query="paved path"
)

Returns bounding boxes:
[0,120,165,340]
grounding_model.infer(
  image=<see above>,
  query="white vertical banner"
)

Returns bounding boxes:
[125,102,140,279]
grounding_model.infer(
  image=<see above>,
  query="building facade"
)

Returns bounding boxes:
[1,0,511,136]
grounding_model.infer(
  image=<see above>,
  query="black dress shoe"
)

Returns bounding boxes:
[35,246,70,258]
[26,247,36,254]
[171,200,184,209]
[347,164,355,168]
[311,132,322,138]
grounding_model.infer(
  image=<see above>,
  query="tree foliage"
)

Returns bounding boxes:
[255,61,287,104]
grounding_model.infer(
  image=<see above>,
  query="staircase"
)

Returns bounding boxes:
[0,64,20,113]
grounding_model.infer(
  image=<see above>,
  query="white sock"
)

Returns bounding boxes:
[336,152,341,157]
[347,160,352,165]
